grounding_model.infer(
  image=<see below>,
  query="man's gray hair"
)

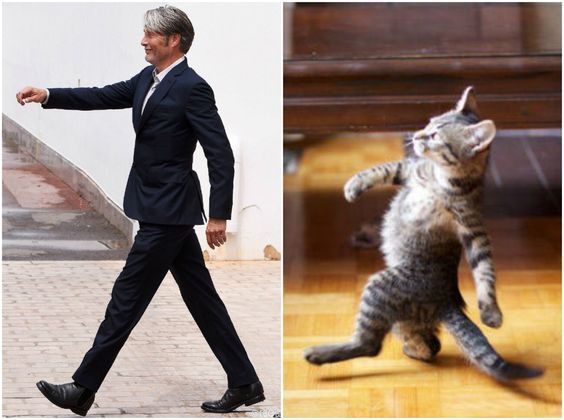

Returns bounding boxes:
[144,5,194,53]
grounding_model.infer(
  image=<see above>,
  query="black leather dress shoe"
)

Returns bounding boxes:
[36,380,95,416]
[201,381,265,413]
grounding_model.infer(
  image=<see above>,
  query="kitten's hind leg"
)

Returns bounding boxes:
[304,340,381,365]
[394,322,441,362]
[304,271,393,365]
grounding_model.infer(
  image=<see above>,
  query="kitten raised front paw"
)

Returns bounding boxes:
[344,177,362,202]
[480,303,503,328]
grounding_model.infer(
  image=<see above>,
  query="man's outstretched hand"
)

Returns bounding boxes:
[16,86,47,105]
[206,218,227,249]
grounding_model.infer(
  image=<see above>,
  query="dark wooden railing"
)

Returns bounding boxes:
[284,3,562,134]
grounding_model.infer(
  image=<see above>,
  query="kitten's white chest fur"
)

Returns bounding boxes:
[402,183,454,230]
[381,182,456,267]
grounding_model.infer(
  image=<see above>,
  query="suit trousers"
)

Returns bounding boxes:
[72,222,259,392]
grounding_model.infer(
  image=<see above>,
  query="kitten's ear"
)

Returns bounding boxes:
[456,86,479,116]
[466,120,496,153]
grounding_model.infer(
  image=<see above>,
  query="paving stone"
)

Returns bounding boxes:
[3,261,280,417]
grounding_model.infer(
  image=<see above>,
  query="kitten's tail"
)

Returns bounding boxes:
[442,306,544,381]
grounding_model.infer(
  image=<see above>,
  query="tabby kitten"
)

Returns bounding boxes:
[304,87,543,381]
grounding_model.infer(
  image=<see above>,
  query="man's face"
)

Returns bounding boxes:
[141,29,174,67]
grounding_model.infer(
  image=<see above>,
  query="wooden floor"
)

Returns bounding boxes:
[283,134,562,418]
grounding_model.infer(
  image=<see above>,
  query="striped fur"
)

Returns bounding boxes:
[305,87,543,381]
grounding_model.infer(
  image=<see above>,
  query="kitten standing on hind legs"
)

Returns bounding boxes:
[304,87,544,381]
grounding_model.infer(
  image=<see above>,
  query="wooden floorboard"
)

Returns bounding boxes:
[283,133,562,417]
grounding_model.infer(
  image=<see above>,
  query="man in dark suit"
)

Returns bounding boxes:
[16,5,263,416]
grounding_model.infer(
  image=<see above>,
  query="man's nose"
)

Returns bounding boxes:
[141,37,148,46]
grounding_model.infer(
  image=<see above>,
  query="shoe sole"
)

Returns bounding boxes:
[201,393,265,413]
[71,406,89,417]
[36,382,93,417]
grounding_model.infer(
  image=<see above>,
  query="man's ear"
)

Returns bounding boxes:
[456,86,479,116]
[465,120,496,154]
[171,33,182,48]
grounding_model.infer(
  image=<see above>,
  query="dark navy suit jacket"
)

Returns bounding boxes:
[42,58,234,225]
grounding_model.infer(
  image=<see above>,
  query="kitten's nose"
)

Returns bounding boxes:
[413,130,428,141]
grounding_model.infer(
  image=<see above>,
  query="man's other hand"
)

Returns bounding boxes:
[16,86,47,105]
[206,218,227,249]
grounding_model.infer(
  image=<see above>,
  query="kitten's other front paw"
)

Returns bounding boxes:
[480,303,503,328]
[344,177,362,202]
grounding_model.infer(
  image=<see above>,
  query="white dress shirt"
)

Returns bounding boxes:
[141,56,185,114]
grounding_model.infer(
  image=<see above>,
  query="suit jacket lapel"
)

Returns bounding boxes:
[137,78,176,133]
[136,58,188,134]
[133,70,154,133]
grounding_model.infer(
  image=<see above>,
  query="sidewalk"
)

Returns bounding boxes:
[3,260,281,417]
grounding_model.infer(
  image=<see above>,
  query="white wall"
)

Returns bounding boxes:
[3,2,282,260]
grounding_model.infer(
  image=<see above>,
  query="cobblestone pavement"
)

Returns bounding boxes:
[3,260,281,417]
